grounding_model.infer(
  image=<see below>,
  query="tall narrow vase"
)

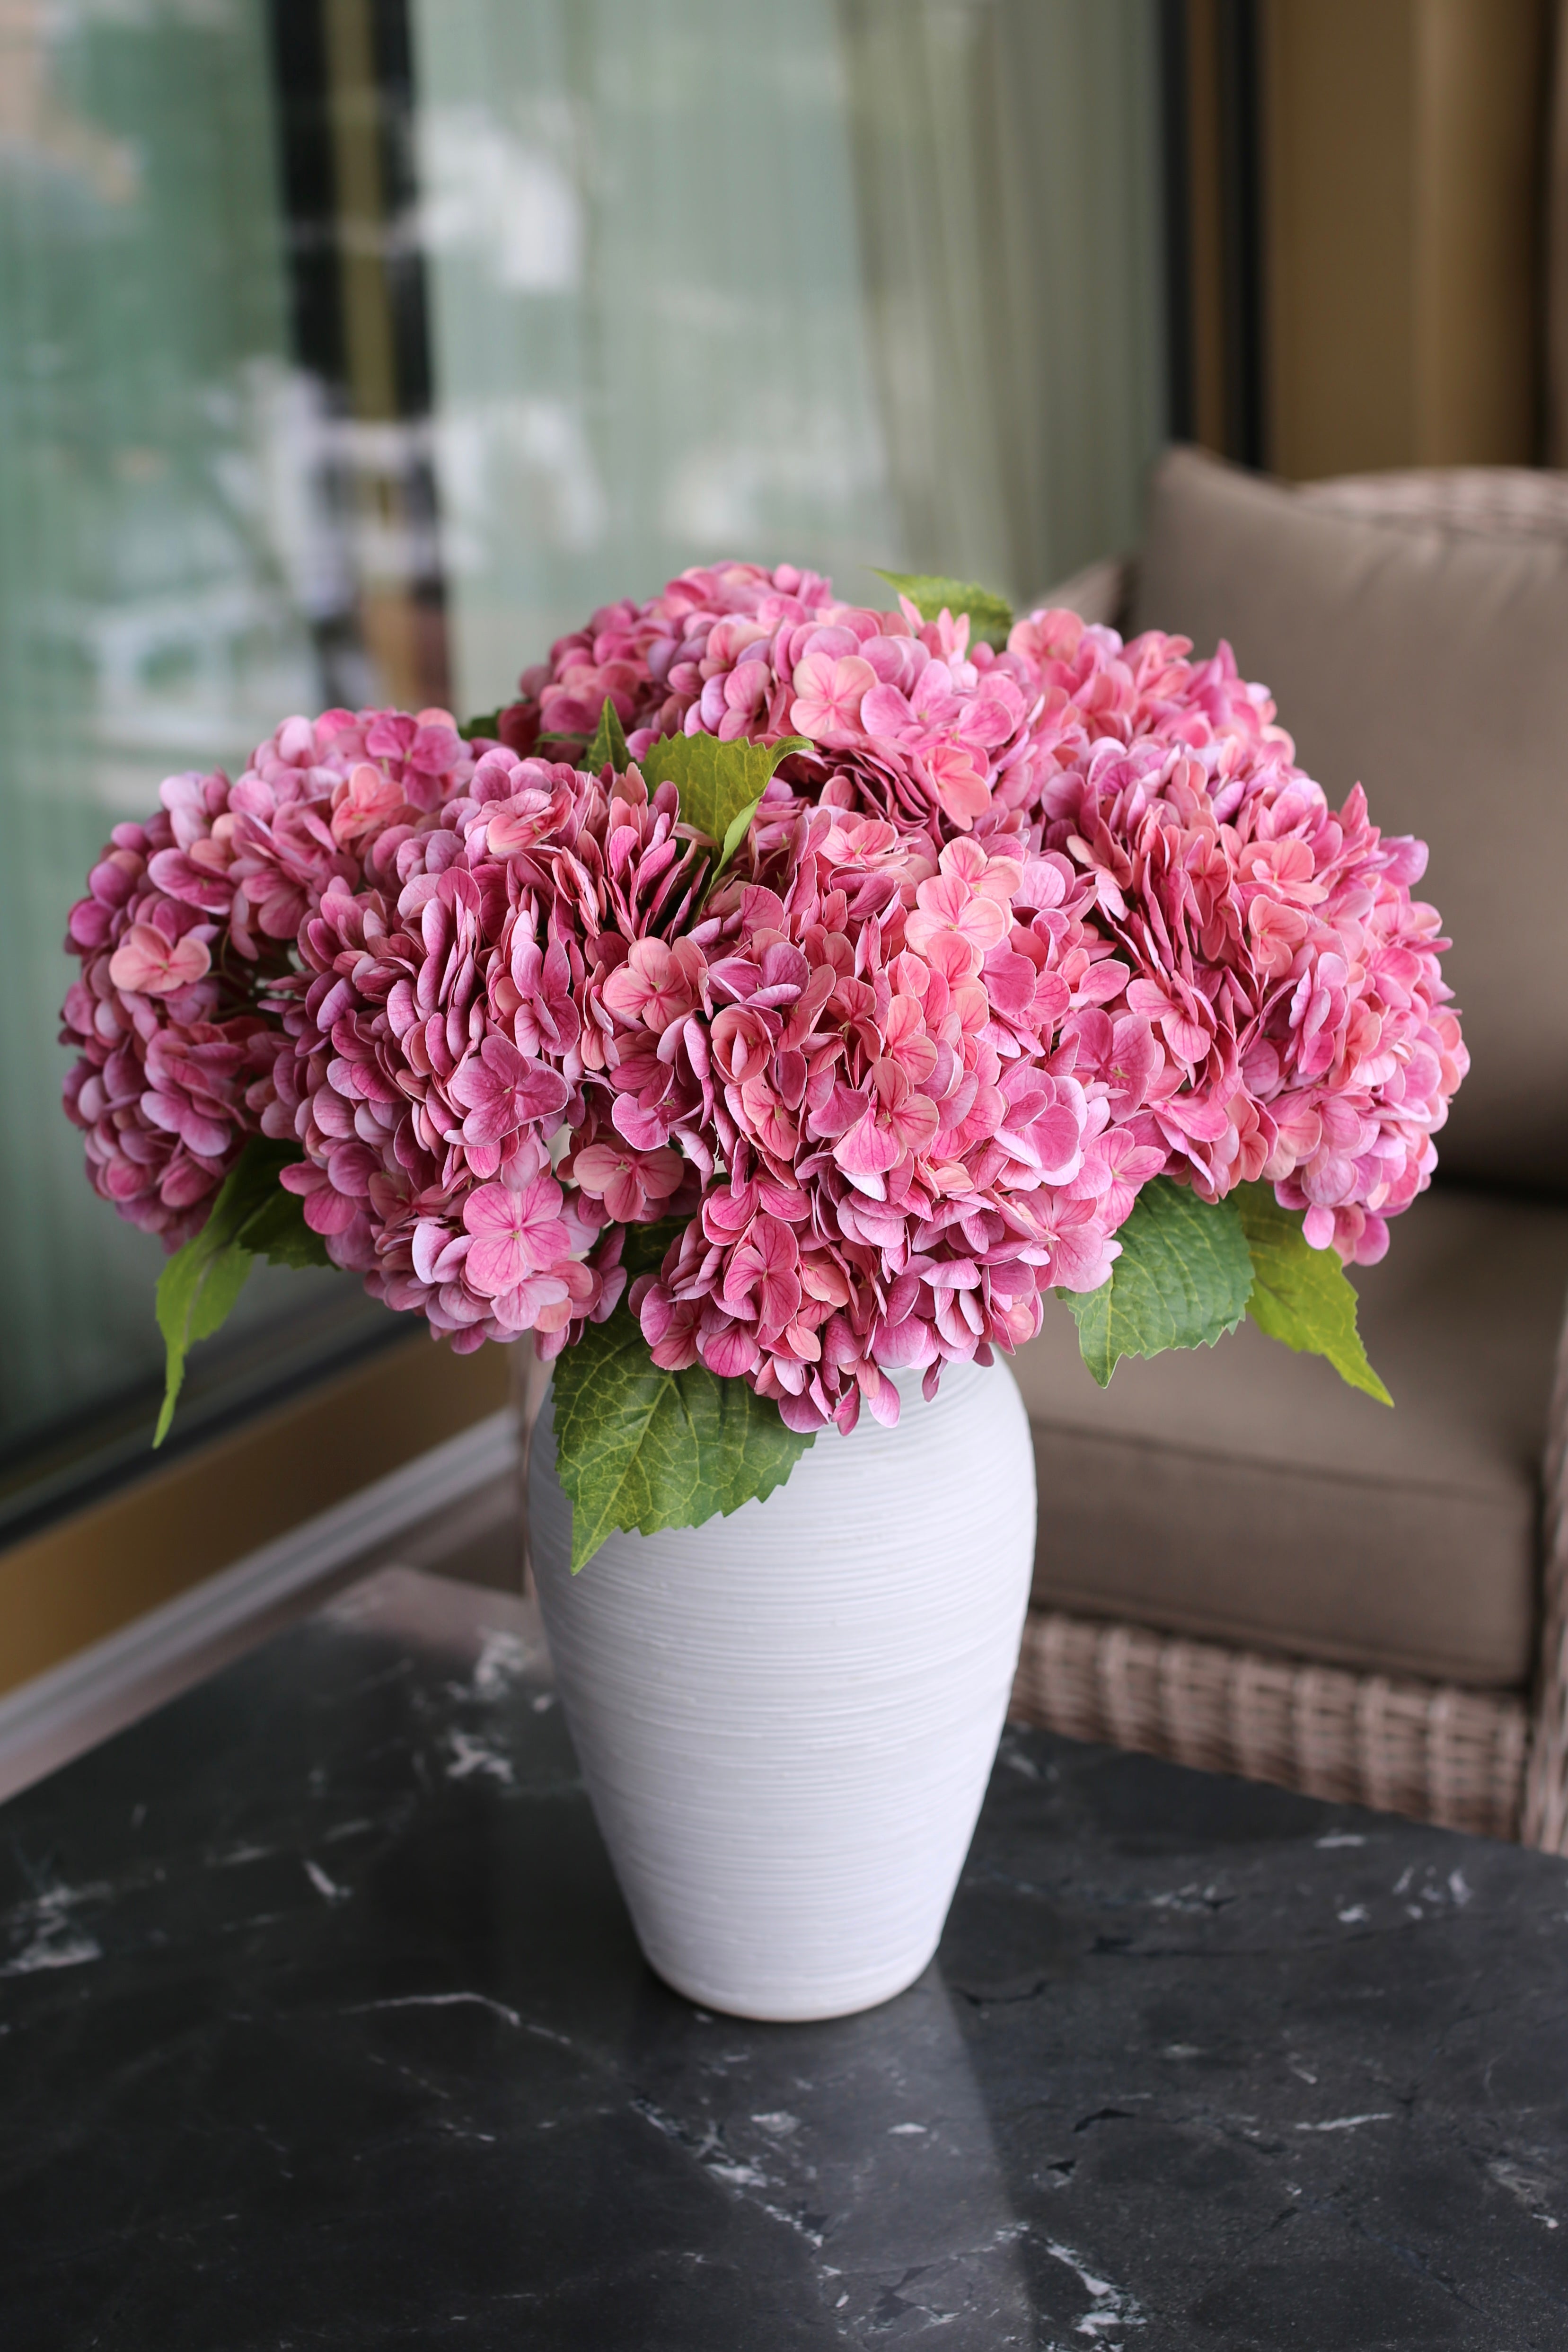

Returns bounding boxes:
[527,1359,1037,2022]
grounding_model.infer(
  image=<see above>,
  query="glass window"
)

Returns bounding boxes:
[0,0,1164,1532]
[414,0,1167,712]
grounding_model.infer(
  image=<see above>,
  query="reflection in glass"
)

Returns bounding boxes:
[0,0,1164,1517]
[0,0,354,1493]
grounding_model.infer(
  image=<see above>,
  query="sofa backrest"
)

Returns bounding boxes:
[1129,447,1568,1195]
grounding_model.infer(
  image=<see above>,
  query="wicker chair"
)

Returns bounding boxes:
[1006,452,1568,1849]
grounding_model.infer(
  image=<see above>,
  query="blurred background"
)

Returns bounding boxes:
[0,0,1555,1560]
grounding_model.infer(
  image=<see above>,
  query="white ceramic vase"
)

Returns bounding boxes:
[527,1358,1038,2022]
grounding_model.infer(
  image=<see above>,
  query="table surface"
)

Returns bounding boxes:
[2,1567,1567,2352]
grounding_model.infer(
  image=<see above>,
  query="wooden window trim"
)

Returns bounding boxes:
[0,1338,511,1700]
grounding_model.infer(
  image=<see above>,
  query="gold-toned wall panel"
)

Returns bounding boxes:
[1186,0,1229,455]
[1415,0,1546,465]
[0,1338,512,1700]
[1265,0,1418,477]
[1264,0,1547,480]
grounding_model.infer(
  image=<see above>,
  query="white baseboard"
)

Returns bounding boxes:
[0,1408,520,1806]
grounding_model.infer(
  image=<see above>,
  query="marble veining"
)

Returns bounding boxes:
[0,1565,1566,2349]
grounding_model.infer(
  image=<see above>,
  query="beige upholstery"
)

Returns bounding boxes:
[1006,453,1568,1843]
[1131,446,1568,1194]
[1019,1187,1568,1690]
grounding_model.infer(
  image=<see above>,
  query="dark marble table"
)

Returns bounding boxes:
[2,1567,1567,2350]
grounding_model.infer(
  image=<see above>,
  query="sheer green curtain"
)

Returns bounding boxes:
[0,0,367,1479]
[412,0,1165,721]
[838,0,1166,602]
[409,0,904,715]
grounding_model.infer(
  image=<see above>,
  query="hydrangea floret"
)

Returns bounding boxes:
[62,566,1464,1563]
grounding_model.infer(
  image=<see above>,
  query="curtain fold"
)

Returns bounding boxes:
[409,0,903,716]
[413,0,1166,713]
[837,0,1167,602]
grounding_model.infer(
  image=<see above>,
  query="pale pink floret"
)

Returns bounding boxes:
[790,652,880,742]
[462,1172,573,1296]
[572,1142,685,1223]
[107,924,212,997]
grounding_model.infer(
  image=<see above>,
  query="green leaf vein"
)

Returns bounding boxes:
[550,1304,814,1570]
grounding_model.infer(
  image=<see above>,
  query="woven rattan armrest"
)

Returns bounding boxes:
[1523,1287,1568,1849]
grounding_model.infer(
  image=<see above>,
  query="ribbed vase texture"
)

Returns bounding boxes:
[528,1359,1038,2021]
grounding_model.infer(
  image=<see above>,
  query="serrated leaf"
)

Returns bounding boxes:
[458,709,502,742]
[712,795,763,890]
[154,1224,252,1446]
[1234,1183,1393,1405]
[585,696,631,775]
[549,1305,815,1571]
[619,1214,689,1281]
[639,732,809,853]
[152,1138,325,1444]
[1062,1179,1254,1387]
[872,570,1013,649]
[185,1242,254,1342]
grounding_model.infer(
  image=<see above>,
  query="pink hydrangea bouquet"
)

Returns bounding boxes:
[63,566,1465,1565]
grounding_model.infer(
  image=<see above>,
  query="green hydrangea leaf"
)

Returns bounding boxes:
[549,1305,815,1571]
[872,570,1013,649]
[618,1216,688,1282]
[458,709,502,742]
[585,696,631,775]
[639,732,809,853]
[1235,1183,1393,1405]
[234,1185,333,1272]
[155,1224,251,1448]
[1062,1178,1254,1388]
[712,795,763,888]
[153,1138,326,1444]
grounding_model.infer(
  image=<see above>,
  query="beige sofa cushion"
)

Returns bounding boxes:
[1014,1188,1568,1690]
[1129,447,1568,1193]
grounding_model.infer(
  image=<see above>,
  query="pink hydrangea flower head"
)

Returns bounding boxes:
[268,749,715,1351]
[512,563,836,751]
[1026,706,1466,1263]
[61,708,476,1244]
[612,810,1150,1432]
[65,585,1466,1423]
